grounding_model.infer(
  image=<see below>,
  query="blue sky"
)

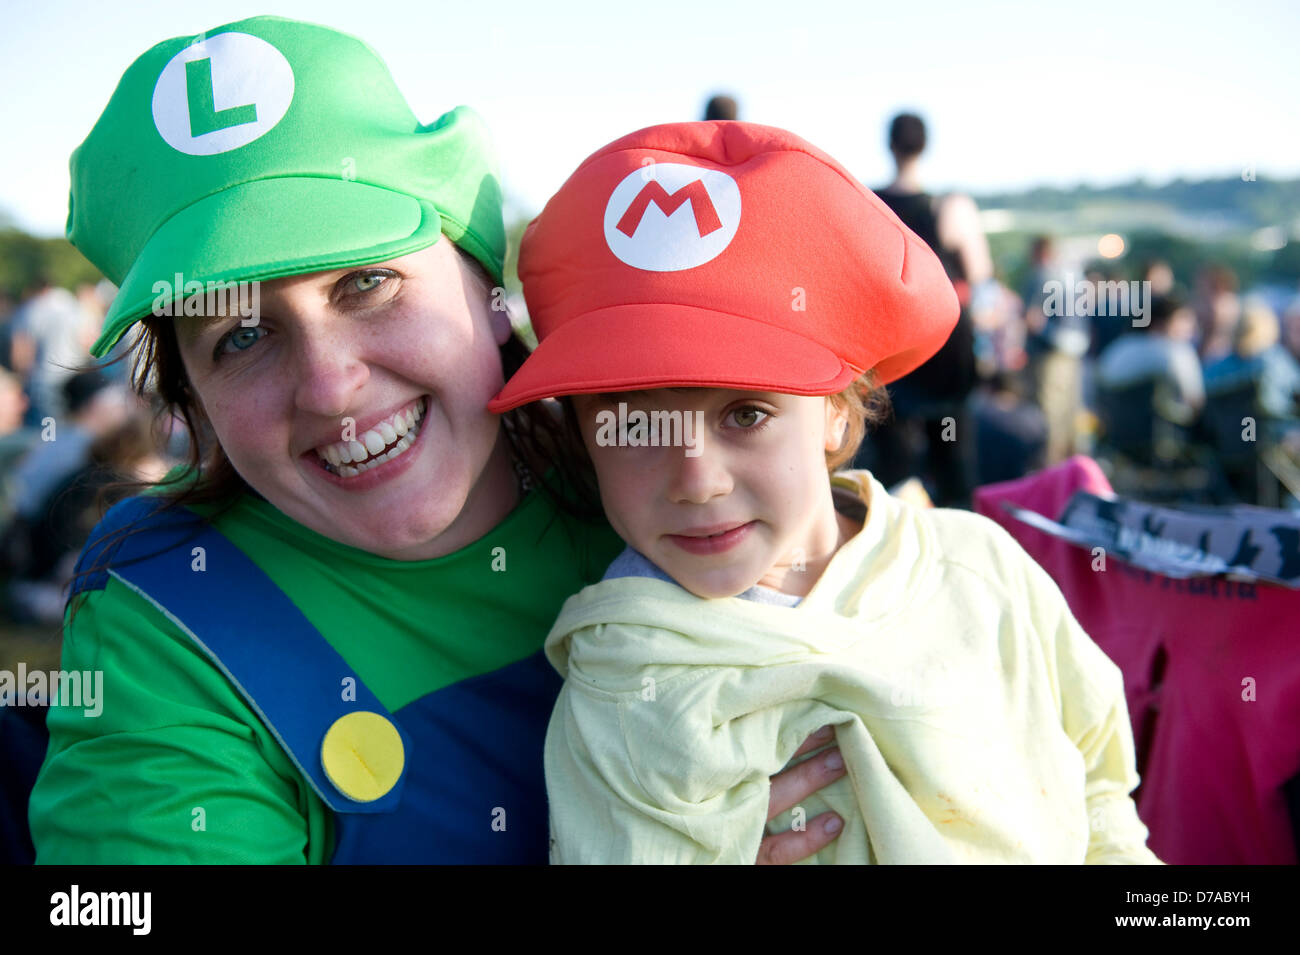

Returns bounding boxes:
[3,0,1298,236]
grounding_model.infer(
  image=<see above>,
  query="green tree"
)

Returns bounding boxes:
[0,229,102,299]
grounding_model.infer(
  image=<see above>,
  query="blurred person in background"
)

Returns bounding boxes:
[0,368,36,535]
[1204,298,1300,433]
[703,94,739,121]
[972,369,1048,486]
[6,413,169,625]
[875,113,994,295]
[1087,264,1133,361]
[8,370,131,534]
[0,368,31,438]
[1144,259,1175,297]
[8,270,94,428]
[0,289,17,371]
[74,280,119,379]
[1022,235,1089,465]
[1193,264,1241,364]
[86,279,138,384]
[973,281,1028,380]
[1022,235,1059,349]
[1097,291,1204,428]
[1279,298,1300,477]
[1282,297,1300,364]
[858,112,992,505]
[75,281,107,330]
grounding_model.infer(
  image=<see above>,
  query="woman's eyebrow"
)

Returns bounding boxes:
[174,314,234,343]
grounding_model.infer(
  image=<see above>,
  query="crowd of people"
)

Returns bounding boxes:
[841,111,1300,510]
[0,274,175,626]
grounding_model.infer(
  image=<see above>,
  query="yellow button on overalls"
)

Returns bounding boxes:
[320,711,406,802]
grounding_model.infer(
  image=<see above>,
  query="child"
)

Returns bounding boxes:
[489,122,1160,865]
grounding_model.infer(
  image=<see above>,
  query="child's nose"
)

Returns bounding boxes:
[665,441,733,505]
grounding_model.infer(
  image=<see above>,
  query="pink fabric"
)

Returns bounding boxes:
[974,456,1299,864]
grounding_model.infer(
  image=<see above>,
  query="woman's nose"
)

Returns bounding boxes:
[665,439,733,505]
[291,326,369,419]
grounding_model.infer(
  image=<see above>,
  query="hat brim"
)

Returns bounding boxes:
[91,176,444,357]
[488,304,861,413]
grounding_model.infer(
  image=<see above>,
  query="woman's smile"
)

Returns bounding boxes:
[308,395,428,481]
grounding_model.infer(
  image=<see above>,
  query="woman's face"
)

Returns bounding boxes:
[175,239,518,560]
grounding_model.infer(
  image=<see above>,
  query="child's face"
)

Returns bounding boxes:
[572,388,850,599]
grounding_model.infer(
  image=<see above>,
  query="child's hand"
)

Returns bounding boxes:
[755,725,846,865]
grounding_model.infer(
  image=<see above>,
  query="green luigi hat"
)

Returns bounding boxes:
[70,15,505,358]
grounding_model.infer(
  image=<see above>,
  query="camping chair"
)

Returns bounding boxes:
[1203,378,1290,506]
[1095,378,1217,503]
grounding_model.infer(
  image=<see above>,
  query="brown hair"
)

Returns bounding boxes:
[825,370,892,471]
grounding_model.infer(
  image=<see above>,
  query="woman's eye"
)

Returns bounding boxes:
[216,324,266,357]
[728,407,769,429]
[347,270,393,295]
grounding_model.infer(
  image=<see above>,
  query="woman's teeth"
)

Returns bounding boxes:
[315,398,425,477]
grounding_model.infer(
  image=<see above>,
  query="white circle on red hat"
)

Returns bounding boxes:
[603,163,741,272]
[151,32,294,156]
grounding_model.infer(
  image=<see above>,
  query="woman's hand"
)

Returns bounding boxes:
[755,725,846,864]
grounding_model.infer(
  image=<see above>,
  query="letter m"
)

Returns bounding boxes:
[101,892,129,925]
[616,180,722,238]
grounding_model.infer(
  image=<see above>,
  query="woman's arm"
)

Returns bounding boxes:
[30,578,331,863]
[935,193,994,287]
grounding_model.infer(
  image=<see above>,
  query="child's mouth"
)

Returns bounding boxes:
[666,521,756,555]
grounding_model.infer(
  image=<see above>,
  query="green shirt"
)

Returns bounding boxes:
[30,484,620,863]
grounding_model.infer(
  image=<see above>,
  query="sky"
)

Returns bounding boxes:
[2,0,1298,236]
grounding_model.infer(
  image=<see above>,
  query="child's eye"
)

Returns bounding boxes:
[727,407,770,429]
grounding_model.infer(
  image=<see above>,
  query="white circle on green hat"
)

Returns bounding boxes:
[151,32,294,156]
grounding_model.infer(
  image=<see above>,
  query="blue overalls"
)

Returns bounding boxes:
[70,496,559,863]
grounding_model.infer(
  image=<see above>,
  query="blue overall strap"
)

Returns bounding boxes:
[72,496,409,815]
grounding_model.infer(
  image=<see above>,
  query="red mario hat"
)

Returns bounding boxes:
[488,121,958,412]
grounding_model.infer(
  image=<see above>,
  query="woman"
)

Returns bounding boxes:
[27,15,844,864]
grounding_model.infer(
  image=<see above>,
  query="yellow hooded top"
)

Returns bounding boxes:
[543,471,1161,864]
